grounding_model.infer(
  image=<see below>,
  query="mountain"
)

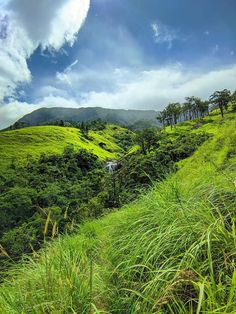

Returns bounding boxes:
[15,107,160,128]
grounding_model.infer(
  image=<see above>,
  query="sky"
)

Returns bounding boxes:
[0,0,236,128]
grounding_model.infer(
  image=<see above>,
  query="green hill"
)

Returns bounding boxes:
[0,124,128,169]
[0,113,235,313]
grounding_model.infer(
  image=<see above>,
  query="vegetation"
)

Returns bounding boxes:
[10,107,159,129]
[157,89,233,128]
[0,148,107,269]
[0,121,208,271]
[209,89,232,117]
[0,89,235,313]
[0,124,129,170]
[0,110,235,313]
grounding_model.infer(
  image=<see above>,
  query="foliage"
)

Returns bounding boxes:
[135,128,161,154]
[112,128,134,152]
[0,116,235,313]
[232,101,236,112]
[106,131,209,206]
[209,89,232,117]
[0,125,125,170]
[156,88,232,129]
[0,148,109,270]
[0,124,209,271]
[231,91,236,112]
[157,97,210,128]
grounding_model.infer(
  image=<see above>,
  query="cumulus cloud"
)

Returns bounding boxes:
[54,66,133,95]
[52,63,236,111]
[1,63,236,129]
[0,95,79,128]
[0,101,37,128]
[79,63,236,109]
[0,0,90,99]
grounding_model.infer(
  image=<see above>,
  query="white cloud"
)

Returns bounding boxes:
[0,95,79,128]
[0,101,37,128]
[56,59,79,85]
[0,0,90,99]
[80,64,236,109]
[36,85,69,99]
[1,63,236,129]
[151,23,160,39]
[151,22,181,49]
[54,66,134,95]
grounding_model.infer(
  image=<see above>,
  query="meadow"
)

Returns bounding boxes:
[0,125,127,169]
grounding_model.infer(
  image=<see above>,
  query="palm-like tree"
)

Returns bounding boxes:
[156,110,167,128]
[165,103,182,127]
[158,99,204,129]
[209,89,231,117]
[197,100,209,118]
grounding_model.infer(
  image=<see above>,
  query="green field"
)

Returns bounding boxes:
[0,114,235,313]
[0,125,128,169]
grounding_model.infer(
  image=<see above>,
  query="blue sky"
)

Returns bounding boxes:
[0,0,236,128]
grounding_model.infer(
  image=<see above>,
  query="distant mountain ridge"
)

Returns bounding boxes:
[15,107,159,129]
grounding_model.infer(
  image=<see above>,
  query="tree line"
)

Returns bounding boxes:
[157,89,235,128]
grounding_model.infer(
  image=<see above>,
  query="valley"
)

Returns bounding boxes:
[0,106,235,313]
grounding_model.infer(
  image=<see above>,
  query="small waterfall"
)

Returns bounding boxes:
[106,161,118,173]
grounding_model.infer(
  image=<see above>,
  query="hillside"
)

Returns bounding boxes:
[0,113,235,313]
[14,107,159,129]
[165,110,236,136]
[0,124,129,169]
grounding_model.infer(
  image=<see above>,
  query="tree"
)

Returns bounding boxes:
[197,100,209,118]
[166,103,182,128]
[59,120,64,127]
[231,91,236,112]
[136,129,160,154]
[232,90,236,100]
[156,110,167,128]
[80,122,89,137]
[209,89,231,117]
[182,102,190,121]
[185,96,203,120]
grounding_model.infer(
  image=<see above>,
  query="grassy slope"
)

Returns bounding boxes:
[165,111,236,136]
[0,125,126,169]
[0,114,236,313]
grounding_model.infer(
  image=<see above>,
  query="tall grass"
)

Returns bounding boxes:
[0,119,235,313]
[105,179,236,313]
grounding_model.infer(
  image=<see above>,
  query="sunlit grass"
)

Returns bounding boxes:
[0,114,235,313]
[165,110,235,136]
[0,125,126,169]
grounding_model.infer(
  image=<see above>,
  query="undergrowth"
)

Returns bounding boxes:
[0,118,235,313]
